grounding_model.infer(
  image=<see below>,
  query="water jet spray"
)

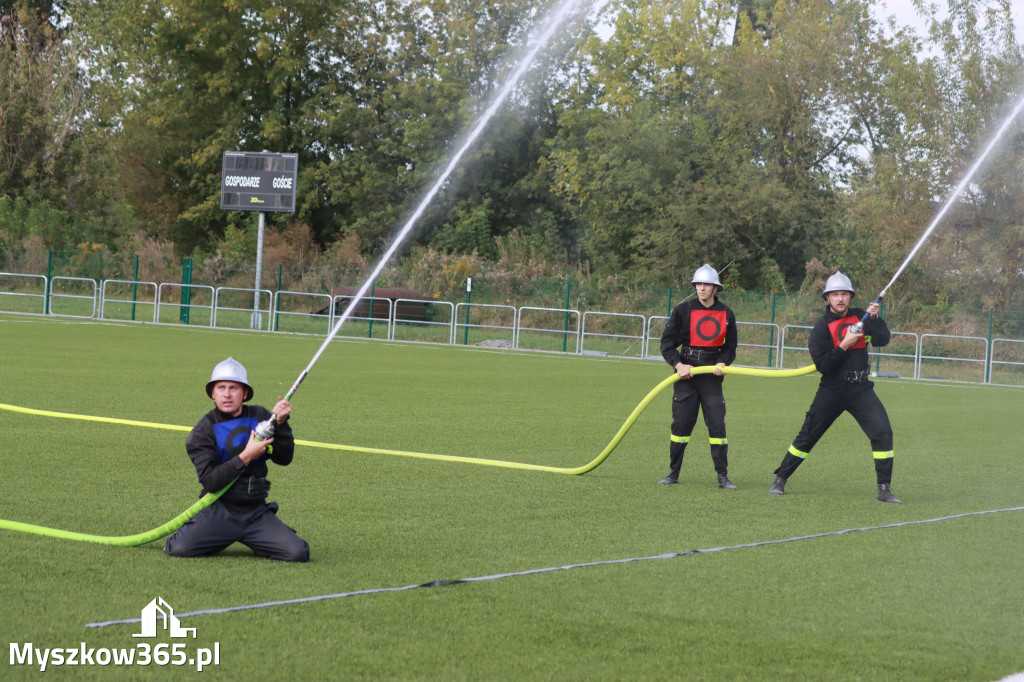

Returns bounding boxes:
[254,0,592,440]
[850,91,1024,334]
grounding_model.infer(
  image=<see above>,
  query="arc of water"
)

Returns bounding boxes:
[282,0,590,402]
[879,92,1024,300]
[846,90,1024,335]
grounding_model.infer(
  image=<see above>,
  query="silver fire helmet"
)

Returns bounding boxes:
[822,271,855,300]
[206,357,254,401]
[691,263,722,290]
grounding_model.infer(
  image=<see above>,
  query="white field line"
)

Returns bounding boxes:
[86,505,1024,629]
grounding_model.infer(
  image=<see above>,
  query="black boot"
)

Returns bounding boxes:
[711,442,734,489]
[717,473,738,490]
[874,458,900,502]
[659,440,686,484]
[770,451,804,495]
[876,483,902,504]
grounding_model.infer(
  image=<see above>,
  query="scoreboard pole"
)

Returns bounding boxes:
[253,211,266,330]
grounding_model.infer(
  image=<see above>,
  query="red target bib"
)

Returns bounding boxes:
[689,309,727,347]
[828,315,866,349]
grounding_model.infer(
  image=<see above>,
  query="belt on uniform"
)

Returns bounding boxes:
[845,369,870,383]
[682,347,721,364]
[237,476,271,495]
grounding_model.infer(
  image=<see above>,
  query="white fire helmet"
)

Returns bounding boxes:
[822,271,855,300]
[691,263,722,290]
[206,357,254,401]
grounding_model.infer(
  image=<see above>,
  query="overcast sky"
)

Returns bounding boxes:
[872,0,1024,43]
[590,3,1024,53]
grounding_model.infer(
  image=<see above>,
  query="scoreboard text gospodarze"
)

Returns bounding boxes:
[220,151,298,213]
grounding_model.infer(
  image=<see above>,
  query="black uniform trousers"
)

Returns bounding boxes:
[165,500,309,562]
[776,380,894,484]
[669,373,728,475]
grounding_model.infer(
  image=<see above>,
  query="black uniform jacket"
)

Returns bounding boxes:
[185,404,295,501]
[660,298,738,368]
[809,305,891,386]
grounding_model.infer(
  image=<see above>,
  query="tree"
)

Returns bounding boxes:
[541,0,1024,298]
[70,0,576,264]
[836,0,1024,307]
[546,0,864,287]
[315,0,579,259]
[0,0,83,203]
[71,0,352,254]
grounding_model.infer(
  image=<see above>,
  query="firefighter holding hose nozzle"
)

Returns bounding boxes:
[769,272,901,503]
[165,357,310,560]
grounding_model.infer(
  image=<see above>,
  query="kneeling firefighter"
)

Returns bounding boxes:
[164,357,310,561]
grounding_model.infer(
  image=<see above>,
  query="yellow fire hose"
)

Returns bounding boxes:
[0,364,816,545]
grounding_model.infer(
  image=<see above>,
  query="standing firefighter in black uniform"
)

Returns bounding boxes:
[769,272,901,503]
[659,264,739,489]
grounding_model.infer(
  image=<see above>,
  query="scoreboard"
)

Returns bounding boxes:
[220,151,298,213]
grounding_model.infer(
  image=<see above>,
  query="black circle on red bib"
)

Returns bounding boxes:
[695,316,722,341]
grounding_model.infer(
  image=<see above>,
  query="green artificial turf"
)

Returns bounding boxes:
[1,314,1022,680]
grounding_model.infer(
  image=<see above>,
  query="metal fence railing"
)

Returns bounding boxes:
[4,248,1023,342]
[2,274,1023,388]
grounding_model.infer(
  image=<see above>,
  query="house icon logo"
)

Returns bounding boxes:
[133,597,196,638]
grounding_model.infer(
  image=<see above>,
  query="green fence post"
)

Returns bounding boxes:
[45,249,52,314]
[463,277,472,345]
[368,280,375,338]
[179,257,193,324]
[562,281,571,352]
[131,254,139,321]
[275,264,282,332]
[985,309,993,383]
[874,300,886,373]
[666,288,672,317]
[768,294,776,368]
